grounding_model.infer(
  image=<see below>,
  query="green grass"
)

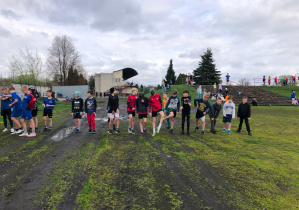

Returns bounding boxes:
[259,86,299,97]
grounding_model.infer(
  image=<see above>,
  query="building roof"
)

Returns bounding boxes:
[121,68,138,80]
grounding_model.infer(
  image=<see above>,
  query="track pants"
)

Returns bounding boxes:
[3,114,13,128]
[87,114,96,130]
[238,117,250,132]
[210,118,216,131]
[182,109,190,132]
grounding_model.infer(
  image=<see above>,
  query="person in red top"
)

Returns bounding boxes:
[148,90,164,136]
[274,77,278,86]
[286,77,288,86]
[127,88,138,134]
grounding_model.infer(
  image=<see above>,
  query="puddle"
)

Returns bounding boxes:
[95,116,129,122]
[95,118,108,122]
[51,127,75,141]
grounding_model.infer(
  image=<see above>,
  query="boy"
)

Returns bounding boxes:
[148,90,164,136]
[85,90,97,134]
[291,90,296,105]
[226,73,230,85]
[180,90,191,135]
[252,98,258,106]
[42,90,56,131]
[237,97,252,136]
[194,93,213,134]
[209,98,222,134]
[164,90,180,134]
[162,92,171,129]
[219,82,222,93]
[0,87,14,132]
[8,86,23,134]
[29,87,39,132]
[71,91,84,133]
[222,96,235,134]
[136,92,148,135]
[19,86,36,137]
[107,88,120,134]
[127,88,138,134]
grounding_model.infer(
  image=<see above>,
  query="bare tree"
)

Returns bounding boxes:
[47,35,81,86]
[239,78,250,86]
[9,47,44,84]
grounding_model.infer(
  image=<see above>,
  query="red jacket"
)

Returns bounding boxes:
[127,94,137,112]
[148,94,162,112]
[27,93,36,110]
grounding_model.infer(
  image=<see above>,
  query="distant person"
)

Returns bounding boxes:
[291,90,296,104]
[43,90,56,131]
[9,86,23,134]
[226,73,230,85]
[283,78,286,86]
[0,87,13,133]
[237,97,252,136]
[148,90,164,136]
[185,75,189,85]
[85,91,97,134]
[71,91,84,133]
[268,76,271,86]
[100,92,102,97]
[263,75,266,85]
[225,88,229,96]
[162,92,171,130]
[209,98,222,134]
[170,80,173,86]
[252,98,258,106]
[164,90,180,134]
[292,76,296,84]
[274,77,278,86]
[203,88,207,96]
[219,82,222,93]
[213,83,217,93]
[188,73,192,85]
[286,77,288,86]
[190,74,194,85]
[197,85,202,98]
[293,98,298,105]
[180,90,191,135]
[127,88,138,134]
[107,88,120,134]
[29,87,39,132]
[222,96,235,134]
[194,93,213,135]
[136,92,149,135]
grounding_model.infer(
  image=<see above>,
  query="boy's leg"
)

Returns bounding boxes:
[223,122,226,129]
[20,118,27,133]
[132,115,135,130]
[196,118,199,127]
[228,122,232,130]
[116,117,119,128]
[202,120,205,131]
[210,118,215,131]
[3,115,7,128]
[8,114,13,128]
[109,115,112,129]
[152,117,156,129]
[245,118,251,133]
[182,112,185,131]
[77,119,81,128]
[238,118,243,131]
[29,119,35,134]
[166,110,171,128]
[43,116,47,126]
[49,118,53,127]
[144,118,147,130]
[164,111,173,120]
[171,117,175,129]
[12,117,21,129]
[34,117,38,128]
[139,118,143,131]
[91,114,96,130]
[187,113,190,132]
[159,111,164,125]
[87,114,92,129]
[128,114,132,129]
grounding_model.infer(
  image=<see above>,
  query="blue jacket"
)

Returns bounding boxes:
[291,92,296,98]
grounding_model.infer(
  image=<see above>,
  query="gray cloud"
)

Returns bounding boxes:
[0,26,12,37]
[1,9,22,20]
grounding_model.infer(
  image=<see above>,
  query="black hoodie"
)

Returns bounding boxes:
[209,102,222,118]
[136,97,148,113]
[72,98,84,113]
[237,102,251,118]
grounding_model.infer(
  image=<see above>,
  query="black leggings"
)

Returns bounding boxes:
[3,115,13,128]
[210,118,217,130]
[182,110,190,131]
[238,117,251,132]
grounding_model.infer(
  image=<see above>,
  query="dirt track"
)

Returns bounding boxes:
[0,99,258,209]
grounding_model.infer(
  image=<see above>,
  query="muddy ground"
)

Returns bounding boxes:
[0,99,260,209]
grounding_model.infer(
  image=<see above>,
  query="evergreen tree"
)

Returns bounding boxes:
[66,66,74,85]
[165,59,176,84]
[175,73,188,85]
[73,69,79,85]
[193,48,221,85]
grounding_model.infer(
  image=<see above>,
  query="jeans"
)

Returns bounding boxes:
[238,117,250,132]
[182,110,190,131]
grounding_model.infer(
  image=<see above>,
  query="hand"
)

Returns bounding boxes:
[180,106,183,110]
[94,112,96,116]
[203,112,206,115]
[71,113,73,116]
[42,104,45,106]
[46,104,49,107]
[188,103,191,106]
[85,113,87,117]
[237,117,239,119]
[112,111,115,115]
[149,113,152,117]
[196,106,199,109]
[211,118,214,120]
[9,104,12,107]
[106,110,108,113]
[248,118,251,120]
[80,112,82,116]
[141,99,144,102]
[132,108,135,111]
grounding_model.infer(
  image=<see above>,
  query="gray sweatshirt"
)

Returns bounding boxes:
[223,101,235,118]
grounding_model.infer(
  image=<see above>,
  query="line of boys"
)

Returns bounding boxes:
[115,88,252,136]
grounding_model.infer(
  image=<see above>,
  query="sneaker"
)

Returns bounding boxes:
[48,127,52,131]
[28,128,32,133]
[43,127,48,132]
[248,132,252,136]
[140,132,144,135]
[212,130,216,134]
[131,130,135,135]
[166,127,171,130]
[152,132,156,137]
[88,129,92,133]
[181,131,185,135]
[75,128,79,133]
[35,127,38,132]
[115,129,120,134]
[11,130,17,135]
[128,127,132,134]
[19,133,28,137]
[157,126,161,134]
[202,131,205,135]
[236,130,241,133]
[108,129,112,134]
[11,128,14,133]
[2,128,8,132]
[77,129,81,133]
[16,129,24,134]
[170,129,174,134]
[187,131,190,135]
[194,127,199,132]
[222,128,225,132]
[228,130,231,134]
[27,133,36,137]
[113,124,116,131]
[92,130,96,134]
[143,129,148,135]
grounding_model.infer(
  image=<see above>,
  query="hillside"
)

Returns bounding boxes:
[259,86,299,97]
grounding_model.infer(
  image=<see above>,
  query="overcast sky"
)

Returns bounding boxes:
[0,0,299,85]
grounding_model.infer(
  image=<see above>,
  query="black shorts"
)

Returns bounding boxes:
[1,109,11,117]
[196,110,204,119]
[43,109,53,118]
[73,112,81,119]
[32,110,38,117]
[127,111,136,117]
[138,113,147,119]
[152,109,162,117]
[168,109,177,118]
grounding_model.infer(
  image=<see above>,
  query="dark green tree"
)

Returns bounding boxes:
[175,73,188,85]
[193,48,220,85]
[88,75,95,90]
[165,59,176,84]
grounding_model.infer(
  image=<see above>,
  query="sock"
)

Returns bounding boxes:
[78,128,80,131]
[45,126,47,128]
[49,126,52,129]
[16,128,18,131]
[153,128,155,133]
[228,129,230,131]
[32,130,35,134]
[24,129,28,134]
[158,123,162,129]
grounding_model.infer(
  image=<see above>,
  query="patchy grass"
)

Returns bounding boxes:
[259,86,299,97]
[145,84,198,99]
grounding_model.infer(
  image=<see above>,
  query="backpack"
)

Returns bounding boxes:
[27,94,36,110]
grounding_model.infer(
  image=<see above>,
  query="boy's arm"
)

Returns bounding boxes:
[127,96,133,109]
[194,98,198,107]
[85,99,88,112]
[136,99,139,113]
[215,105,221,118]
[71,100,74,113]
[237,104,240,118]
[94,98,97,112]
[177,97,180,112]
[223,104,226,116]
[248,104,251,118]
[148,98,152,113]
[116,96,119,109]
[232,104,235,118]
[81,99,84,112]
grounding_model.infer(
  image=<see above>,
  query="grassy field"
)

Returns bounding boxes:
[145,84,199,99]
[0,97,298,209]
[259,85,299,97]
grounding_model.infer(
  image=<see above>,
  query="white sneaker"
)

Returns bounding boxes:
[16,129,24,134]
[19,133,28,137]
[128,128,132,133]
[27,133,36,137]
[11,128,14,133]
[2,128,8,132]
[11,131,17,135]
